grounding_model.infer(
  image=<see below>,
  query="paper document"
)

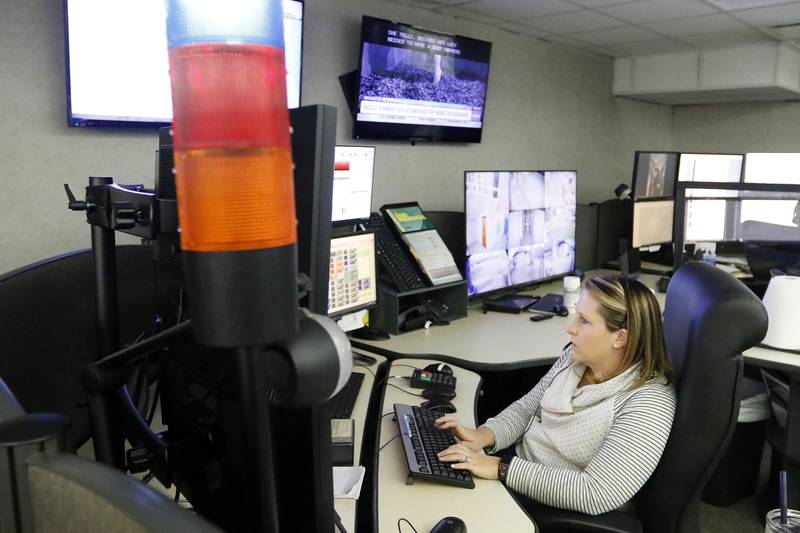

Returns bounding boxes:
[333,466,366,499]
[402,230,463,285]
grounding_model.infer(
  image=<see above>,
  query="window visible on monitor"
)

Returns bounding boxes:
[465,170,576,297]
[739,198,800,242]
[632,200,674,248]
[331,146,375,223]
[631,152,679,200]
[744,153,800,184]
[65,0,304,127]
[327,232,378,318]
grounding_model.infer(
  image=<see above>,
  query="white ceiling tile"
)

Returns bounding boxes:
[567,0,641,7]
[569,25,663,44]
[681,28,780,46]
[598,0,720,24]
[435,5,505,24]
[710,0,799,9]
[456,0,581,20]
[495,21,554,38]
[643,13,750,36]
[603,38,696,56]
[730,3,800,26]
[521,9,626,33]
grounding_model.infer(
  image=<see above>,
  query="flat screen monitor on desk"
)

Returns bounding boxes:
[632,200,674,248]
[327,232,378,318]
[331,146,376,224]
[744,153,800,184]
[678,153,743,184]
[632,151,679,200]
[465,170,576,298]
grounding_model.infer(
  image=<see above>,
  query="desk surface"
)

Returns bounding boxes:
[376,358,535,532]
[359,272,663,368]
[334,352,386,533]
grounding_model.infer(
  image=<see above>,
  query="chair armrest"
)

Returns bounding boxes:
[518,499,642,533]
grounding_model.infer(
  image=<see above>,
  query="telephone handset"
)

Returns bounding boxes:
[364,212,428,292]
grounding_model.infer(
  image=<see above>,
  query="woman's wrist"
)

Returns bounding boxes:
[476,426,496,449]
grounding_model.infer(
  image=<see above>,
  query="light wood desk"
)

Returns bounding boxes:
[356,271,664,369]
[334,351,386,533]
[375,358,535,532]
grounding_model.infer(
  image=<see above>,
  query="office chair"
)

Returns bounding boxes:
[0,245,156,450]
[519,262,768,533]
[0,378,220,533]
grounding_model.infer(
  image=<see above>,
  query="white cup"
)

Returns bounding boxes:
[765,509,800,532]
[563,276,581,314]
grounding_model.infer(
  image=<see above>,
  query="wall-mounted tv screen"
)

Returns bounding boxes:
[465,170,576,297]
[64,0,303,127]
[631,151,679,200]
[353,16,492,143]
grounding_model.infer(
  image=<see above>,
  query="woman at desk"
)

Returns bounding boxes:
[435,275,676,515]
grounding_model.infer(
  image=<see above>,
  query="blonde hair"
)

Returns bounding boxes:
[582,275,672,388]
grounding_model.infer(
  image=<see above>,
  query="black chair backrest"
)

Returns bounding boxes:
[0,245,156,449]
[638,262,768,533]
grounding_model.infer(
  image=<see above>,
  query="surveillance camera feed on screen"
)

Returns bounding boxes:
[633,152,678,200]
[465,171,576,297]
[354,16,491,143]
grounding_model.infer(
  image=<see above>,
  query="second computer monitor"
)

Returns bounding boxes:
[465,170,576,297]
[632,200,674,248]
[327,231,378,318]
[632,151,679,200]
[331,145,375,224]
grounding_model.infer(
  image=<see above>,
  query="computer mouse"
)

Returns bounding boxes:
[421,399,457,414]
[429,516,466,533]
[421,386,456,400]
[424,363,453,375]
[552,304,569,317]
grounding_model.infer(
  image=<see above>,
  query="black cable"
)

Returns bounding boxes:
[379,432,400,451]
[142,471,155,484]
[397,517,419,533]
[334,510,349,533]
[353,363,377,378]
[391,364,421,371]
[386,383,422,398]
[370,411,397,437]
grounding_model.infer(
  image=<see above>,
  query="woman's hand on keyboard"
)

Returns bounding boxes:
[433,416,494,452]
[438,442,501,480]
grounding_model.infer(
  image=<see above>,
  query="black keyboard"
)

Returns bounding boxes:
[330,373,364,419]
[394,403,475,489]
[409,369,457,390]
[365,213,427,292]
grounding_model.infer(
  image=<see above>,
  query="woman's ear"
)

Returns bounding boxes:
[615,329,629,350]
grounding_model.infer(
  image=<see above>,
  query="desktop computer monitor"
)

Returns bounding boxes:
[739,198,800,242]
[631,151,679,200]
[464,170,576,297]
[327,231,378,318]
[678,153,743,184]
[632,200,674,248]
[744,153,800,185]
[331,145,375,224]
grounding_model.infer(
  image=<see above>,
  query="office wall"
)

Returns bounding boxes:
[0,0,671,274]
[303,0,673,210]
[672,101,800,153]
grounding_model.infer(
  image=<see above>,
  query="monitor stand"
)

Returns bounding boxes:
[482,294,539,314]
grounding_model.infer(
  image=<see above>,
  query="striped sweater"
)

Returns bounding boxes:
[482,349,677,515]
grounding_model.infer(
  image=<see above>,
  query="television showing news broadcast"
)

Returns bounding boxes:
[465,170,576,297]
[354,16,492,143]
